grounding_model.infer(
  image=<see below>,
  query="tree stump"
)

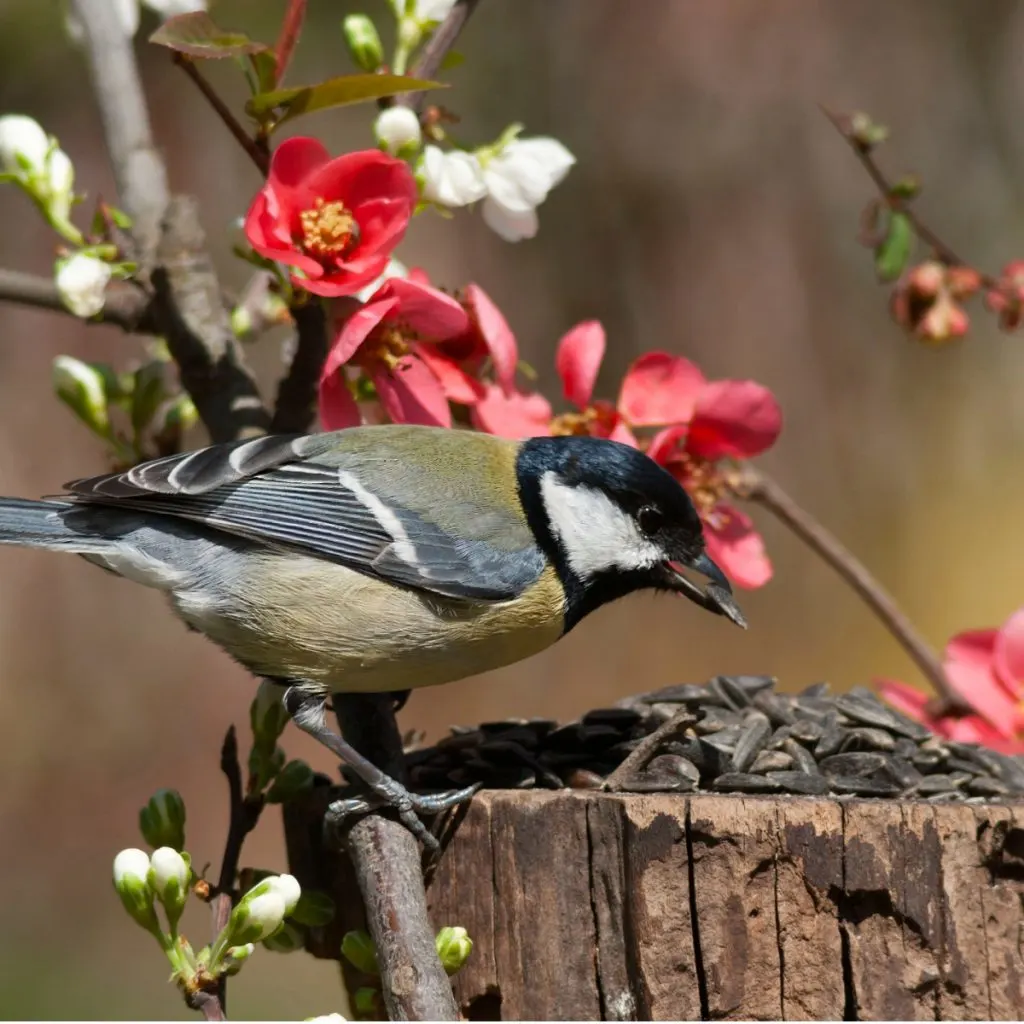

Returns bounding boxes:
[284,788,1024,1021]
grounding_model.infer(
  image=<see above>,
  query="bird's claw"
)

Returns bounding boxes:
[325,781,480,850]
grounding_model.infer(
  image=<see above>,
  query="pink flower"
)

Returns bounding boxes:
[318,277,469,429]
[890,261,981,345]
[474,329,704,443]
[646,369,782,588]
[408,276,520,405]
[245,138,417,298]
[985,259,1024,332]
[878,607,1024,751]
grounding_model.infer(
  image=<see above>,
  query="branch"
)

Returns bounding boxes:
[151,197,271,443]
[271,300,329,434]
[72,0,170,264]
[739,466,970,715]
[398,0,482,114]
[0,268,152,331]
[823,107,999,288]
[333,694,459,1021]
[173,55,269,176]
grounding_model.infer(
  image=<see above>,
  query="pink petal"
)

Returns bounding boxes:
[940,715,1024,754]
[323,298,396,374]
[646,425,689,466]
[945,628,999,668]
[943,656,1024,738]
[608,419,639,447]
[555,320,605,409]
[379,277,468,339]
[618,352,707,427]
[298,256,389,298]
[464,284,519,394]
[701,505,772,589]
[994,607,1024,696]
[687,380,783,460]
[414,346,485,405]
[471,385,552,439]
[371,356,451,427]
[264,136,331,226]
[317,370,362,431]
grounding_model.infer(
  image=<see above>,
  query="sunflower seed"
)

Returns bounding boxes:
[752,691,797,727]
[911,748,946,772]
[835,688,902,730]
[582,707,644,729]
[789,719,824,746]
[815,713,846,759]
[641,683,728,707]
[694,708,744,735]
[750,750,794,773]
[703,727,743,754]
[819,752,892,777]
[965,776,1011,798]
[770,771,830,795]
[564,769,604,789]
[731,712,773,772]
[877,757,923,789]
[783,738,821,775]
[910,774,968,796]
[799,681,832,699]
[828,775,902,797]
[710,675,751,711]
[713,772,782,794]
[840,727,896,753]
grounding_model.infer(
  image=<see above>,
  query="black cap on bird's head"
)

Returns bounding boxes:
[516,435,747,631]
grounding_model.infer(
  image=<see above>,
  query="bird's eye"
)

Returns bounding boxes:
[638,505,664,534]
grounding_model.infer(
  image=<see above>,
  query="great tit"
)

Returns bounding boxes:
[0,424,745,840]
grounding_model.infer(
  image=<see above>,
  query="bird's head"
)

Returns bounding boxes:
[516,435,747,631]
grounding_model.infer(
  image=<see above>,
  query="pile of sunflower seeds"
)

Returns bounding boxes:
[405,676,1024,801]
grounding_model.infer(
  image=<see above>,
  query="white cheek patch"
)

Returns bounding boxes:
[539,472,662,581]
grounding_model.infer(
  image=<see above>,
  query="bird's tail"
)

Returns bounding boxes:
[0,497,110,553]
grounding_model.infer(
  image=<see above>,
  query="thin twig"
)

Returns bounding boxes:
[823,106,999,289]
[398,0,482,114]
[208,727,265,1017]
[72,0,170,265]
[603,708,696,792]
[334,694,460,1021]
[739,466,970,716]
[173,55,269,176]
[272,0,307,86]
[271,300,329,434]
[0,268,152,331]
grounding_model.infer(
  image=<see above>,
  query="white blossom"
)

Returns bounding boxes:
[0,115,50,177]
[374,106,422,156]
[113,848,151,889]
[481,137,575,242]
[421,146,487,208]
[55,254,112,318]
[267,873,301,916]
[149,847,188,893]
[306,1015,347,1023]
[416,0,457,21]
[66,0,206,41]
[232,889,288,943]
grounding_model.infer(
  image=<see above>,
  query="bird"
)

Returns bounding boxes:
[0,424,746,843]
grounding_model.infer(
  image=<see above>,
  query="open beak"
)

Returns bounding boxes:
[667,551,748,628]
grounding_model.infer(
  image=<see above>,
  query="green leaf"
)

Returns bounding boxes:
[439,50,464,71]
[291,890,335,928]
[246,73,445,124]
[249,51,279,94]
[889,175,921,201]
[874,211,912,282]
[149,12,270,58]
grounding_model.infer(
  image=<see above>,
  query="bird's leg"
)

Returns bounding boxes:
[283,687,477,850]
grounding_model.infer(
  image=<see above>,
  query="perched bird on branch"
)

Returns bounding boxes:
[0,424,745,842]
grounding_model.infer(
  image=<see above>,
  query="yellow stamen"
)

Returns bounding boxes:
[358,326,410,371]
[299,198,359,257]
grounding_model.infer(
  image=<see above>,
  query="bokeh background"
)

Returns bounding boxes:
[1,0,1023,1017]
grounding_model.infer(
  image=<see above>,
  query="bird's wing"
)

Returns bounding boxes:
[64,431,545,602]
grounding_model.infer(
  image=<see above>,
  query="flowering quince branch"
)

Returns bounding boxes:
[736,465,970,716]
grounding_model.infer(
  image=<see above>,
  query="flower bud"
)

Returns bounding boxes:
[113,848,160,934]
[52,355,111,437]
[149,847,189,929]
[0,114,49,176]
[341,930,379,975]
[435,925,473,975]
[420,146,487,207]
[374,107,422,157]
[306,1014,347,1023]
[342,14,383,73]
[55,253,112,319]
[291,889,336,928]
[265,759,314,804]
[267,873,301,916]
[262,919,305,953]
[416,0,458,21]
[250,679,289,749]
[227,889,288,945]
[139,788,186,851]
[221,942,255,976]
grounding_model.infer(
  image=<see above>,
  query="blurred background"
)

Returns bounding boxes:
[1,0,1023,1017]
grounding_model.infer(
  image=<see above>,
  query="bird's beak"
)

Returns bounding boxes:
[666,551,748,628]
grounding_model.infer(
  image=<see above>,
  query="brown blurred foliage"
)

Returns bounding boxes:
[1,0,1024,1017]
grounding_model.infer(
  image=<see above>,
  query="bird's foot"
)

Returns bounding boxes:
[326,779,480,850]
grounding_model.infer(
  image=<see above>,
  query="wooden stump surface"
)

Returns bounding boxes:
[284,789,1024,1021]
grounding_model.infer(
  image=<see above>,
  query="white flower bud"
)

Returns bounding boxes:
[416,0,456,21]
[55,253,112,319]
[374,107,422,157]
[481,200,539,243]
[149,846,189,930]
[305,1015,347,1023]
[52,354,111,437]
[435,925,473,974]
[420,146,487,208]
[0,115,50,176]
[267,873,301,916]
[113,848,160,934]
[229,889,288,944]
[45,147,75,224]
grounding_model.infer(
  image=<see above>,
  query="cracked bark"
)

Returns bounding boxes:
[284,790,1024,1020]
